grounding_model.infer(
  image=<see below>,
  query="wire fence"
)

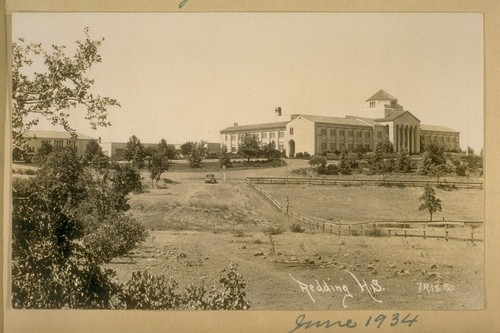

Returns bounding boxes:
[245,177,483,242]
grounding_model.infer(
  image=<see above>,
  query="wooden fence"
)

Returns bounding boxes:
[246,176,483,189]
[245,177,483,242]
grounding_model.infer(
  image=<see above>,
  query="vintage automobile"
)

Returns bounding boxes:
[204,174,217,184]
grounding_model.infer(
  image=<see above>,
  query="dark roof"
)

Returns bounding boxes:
[25,130,95,140]
[220,121,289,133]
[420,124,459,133]
[374,111,421,123]
[366,89,397,102]
[298,115,371,127]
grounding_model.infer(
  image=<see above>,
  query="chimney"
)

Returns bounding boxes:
[234,122,238,127]
[275,107,282,117]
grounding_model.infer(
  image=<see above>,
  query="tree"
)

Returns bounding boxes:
[147,139,176,187]
[396,148,412,173]
[124,135,147,168]
[180,141,195,157]
[238,134,260,162]
[187,141,207,168]
[418,184,442,222]
[260,141,281,161]
[370,145,394,180]
[308,155,327,168]
[12,27,120,154]
[83,140,109,172]
[34,141,54,164]
[339,149,351,175]
[12,149,147,308]
[419,142,446,176]
[219,144,232,168]
[380,139,394,154]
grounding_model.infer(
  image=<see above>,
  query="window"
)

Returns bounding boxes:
[339,143,345,150]
[262,132,267,139]
[231,134,236,141]
[330,143,336,152]
[321,142,327,151]
[270,132,276,139]
[348,130,353,138]
[369,101,375,108]
[231,146,237,153]
[339,129,345,137]
[278,131,284,138]
[319,128,326,136]
[330,129,336,136]
[347,143,353,151]
[278,143,284,151]
[225,134,228,141]
[290,127,294,135]
[365,132,370,140]
[357,131,362,138]
[54,139,64,148]
[377,131,382,139]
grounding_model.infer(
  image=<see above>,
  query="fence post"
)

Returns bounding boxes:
[316,222,319,229]
[445,225,449,242]
[330,224,333,233]
[348,225,351,235]
[423,230,426,239]
[322,223,325,232]
[471,226,474,243]
[338,225,341,236]
[360,225,363,235]
[404,229,407,238]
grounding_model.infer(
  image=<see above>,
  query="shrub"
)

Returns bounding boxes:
[309,155,327,168]
[119,265,250,310]
[295,152,304,159]
[264,225,284,236]
[24,169,36,175]
[303,152,311,158]
[455,164,467,176]
[290,223,305,233]
[365,224,385,237]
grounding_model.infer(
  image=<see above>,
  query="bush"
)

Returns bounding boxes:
[119,265,250,310]
[290,223,305,233]
[318,164,339,175]
[264,225,284,236]
[295,152,304,159]
[455,164,467,177]
[365,224,385,237]
[24,169,36,175]
[309,155,327,168]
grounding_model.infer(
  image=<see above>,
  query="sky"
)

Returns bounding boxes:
[11,12,483,151]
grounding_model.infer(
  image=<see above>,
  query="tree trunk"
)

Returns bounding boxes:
[429,210,433,222]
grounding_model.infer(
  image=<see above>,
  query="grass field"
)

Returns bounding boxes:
[258,184,483,223]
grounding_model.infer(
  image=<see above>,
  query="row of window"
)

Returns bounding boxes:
[318,128,383,139]
[321,142,371,152]
[225,131,285,142]
[422,135,459,143]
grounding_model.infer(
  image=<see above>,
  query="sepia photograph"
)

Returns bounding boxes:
[3,2,499,332]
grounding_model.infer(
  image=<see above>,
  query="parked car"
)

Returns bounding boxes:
[204,174,217,184]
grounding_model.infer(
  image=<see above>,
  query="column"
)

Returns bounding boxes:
[405,126,409,151]
[415,127,420,153]
[395,125,399,152]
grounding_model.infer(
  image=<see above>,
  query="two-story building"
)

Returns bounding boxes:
[220,90,460,157]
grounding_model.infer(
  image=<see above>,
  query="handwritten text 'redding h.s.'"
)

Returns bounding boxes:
[289,270,383,308]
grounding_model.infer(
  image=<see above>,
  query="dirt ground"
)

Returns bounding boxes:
[106,163,484,310]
